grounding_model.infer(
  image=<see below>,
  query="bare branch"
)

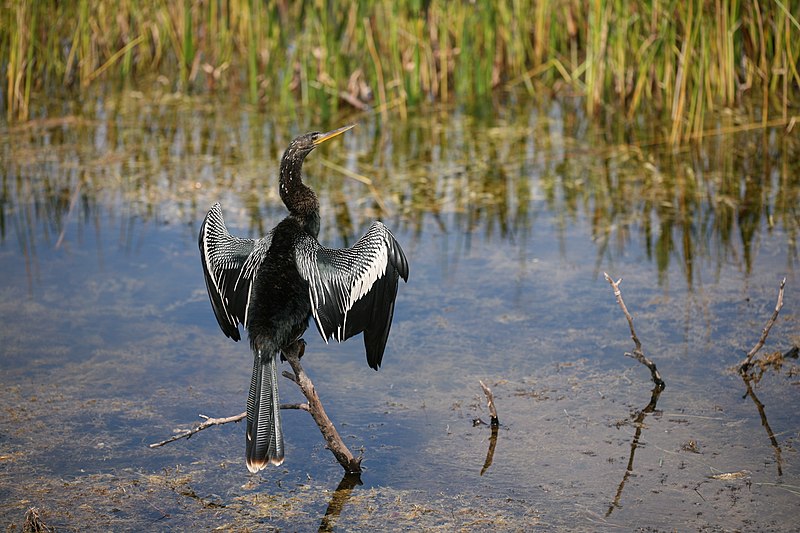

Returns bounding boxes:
[478,380,499,428]
[150,412,246,448]
[282,341,363,474]
[603,273,665,388]
[149,403,310,449]
[739,278,787,373]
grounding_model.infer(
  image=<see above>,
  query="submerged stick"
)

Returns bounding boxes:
[738,278,787,373]
[320,159,390,215]
[741,375,783,476]
[319,473,363,532]
[606,385,663,516]
[480,425,499,476]
[603,273,665,388]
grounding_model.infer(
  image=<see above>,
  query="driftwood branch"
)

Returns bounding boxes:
[149,404,310,449]
[603,273,665,389]
[738,278,787,373]
[282,341,363,474]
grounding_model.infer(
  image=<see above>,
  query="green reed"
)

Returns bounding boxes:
[1,0,798,142]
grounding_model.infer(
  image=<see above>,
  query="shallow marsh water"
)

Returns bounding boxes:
[1,92,799,531]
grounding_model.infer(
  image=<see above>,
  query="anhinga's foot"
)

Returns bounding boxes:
[280,338,306,362]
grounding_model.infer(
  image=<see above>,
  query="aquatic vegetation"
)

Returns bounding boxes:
[2,1,798,142]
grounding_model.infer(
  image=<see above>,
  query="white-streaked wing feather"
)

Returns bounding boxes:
[199,203,271,341]
[295,221,409,369]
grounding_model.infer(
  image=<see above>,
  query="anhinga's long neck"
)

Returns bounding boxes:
[279,147,320,236]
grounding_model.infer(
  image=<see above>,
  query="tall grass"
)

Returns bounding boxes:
[1,0,798,142]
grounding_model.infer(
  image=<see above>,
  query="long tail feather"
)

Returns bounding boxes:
[246,353,284,472]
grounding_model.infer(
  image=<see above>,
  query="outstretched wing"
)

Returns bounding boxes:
[295,221,409,370]
[199,203,271,341]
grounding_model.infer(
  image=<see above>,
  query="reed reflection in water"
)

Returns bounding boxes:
[3,97,798,292]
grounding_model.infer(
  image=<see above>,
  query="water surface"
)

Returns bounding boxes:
[1,93,799,531]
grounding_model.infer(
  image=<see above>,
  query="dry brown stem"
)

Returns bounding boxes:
[478,380,499,427]
[603,273,665,388]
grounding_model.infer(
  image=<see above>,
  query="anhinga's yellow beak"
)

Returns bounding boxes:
[313,124,356,146]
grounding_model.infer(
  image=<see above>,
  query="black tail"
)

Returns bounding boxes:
[246,353,284,472]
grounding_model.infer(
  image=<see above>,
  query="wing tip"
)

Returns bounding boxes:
[365,337,387,370]
[383,224,409,282]
[398,252,409,282]
[204,202,223,225]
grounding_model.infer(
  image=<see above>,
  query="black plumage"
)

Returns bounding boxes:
[199,124,409,472]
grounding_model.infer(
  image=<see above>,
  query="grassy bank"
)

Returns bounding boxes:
[2,0,798,141]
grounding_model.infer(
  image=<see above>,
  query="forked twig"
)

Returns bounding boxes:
[738,278,787,373]
[603,273,665,388]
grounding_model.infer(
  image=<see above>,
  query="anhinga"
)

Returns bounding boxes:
[199,124,408,472]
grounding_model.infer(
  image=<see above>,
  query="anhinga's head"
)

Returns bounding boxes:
[282,124,356,163]
[279,124,356,220]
